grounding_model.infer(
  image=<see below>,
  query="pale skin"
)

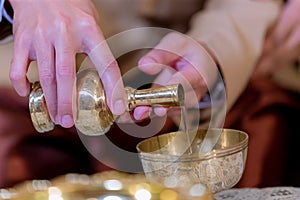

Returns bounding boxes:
[8,0,127,128]
[254,0,300,76]
[8,0,218,125]
[134,32,219,120]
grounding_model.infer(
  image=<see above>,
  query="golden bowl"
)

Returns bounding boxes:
[136,129,248,194]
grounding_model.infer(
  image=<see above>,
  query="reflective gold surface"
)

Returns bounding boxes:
[75,68,184,135]
[29,68,184,135]
[137,129,248,193]
[0,171,213,200]
[75,68,115,136]
[29,82,55,133]
[125,83,184,110]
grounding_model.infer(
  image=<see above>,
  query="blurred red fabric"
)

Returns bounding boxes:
[0,88,99,187]
[225,78,300,187]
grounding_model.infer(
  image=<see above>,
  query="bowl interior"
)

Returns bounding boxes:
[137,128,248,159]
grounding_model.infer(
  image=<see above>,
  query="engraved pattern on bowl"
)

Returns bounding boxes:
[137,129,248,193]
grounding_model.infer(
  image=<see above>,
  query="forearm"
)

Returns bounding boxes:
[188,0,283,109]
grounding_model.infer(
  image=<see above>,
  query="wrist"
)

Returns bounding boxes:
[199,42,219,67]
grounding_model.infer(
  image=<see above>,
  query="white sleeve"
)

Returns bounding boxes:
[187,0,282,109]
[0,0,13,24]
[0,0,4,22]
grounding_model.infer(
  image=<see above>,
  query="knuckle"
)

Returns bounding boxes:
[58,101,73,114]
[78,14,98,30]
[57,65,75,77]
[54,17,70,34]
[35,26,48,38]
[39,68,55,82]
[60,101,72,108]
[9,70,24,82]
[14,31,32,47]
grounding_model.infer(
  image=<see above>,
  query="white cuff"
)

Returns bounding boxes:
[0,0,4,22]
[0,0,13,24]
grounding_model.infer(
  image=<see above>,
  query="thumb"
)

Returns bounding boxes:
[138,32,186,75]
[138,49,180,75]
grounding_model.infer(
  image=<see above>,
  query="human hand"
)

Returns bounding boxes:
[134,32,218,120]
[9,0,126,128]
[254,0,300,77]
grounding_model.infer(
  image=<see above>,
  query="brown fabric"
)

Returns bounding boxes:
[224,77,300,188]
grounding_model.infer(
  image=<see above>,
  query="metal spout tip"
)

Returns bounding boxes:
[177,84,185,106]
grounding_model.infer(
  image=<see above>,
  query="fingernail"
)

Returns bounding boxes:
[113,99,126,115]
[61,115,73,128]
[134,109,149,120]
[154,107,167,116]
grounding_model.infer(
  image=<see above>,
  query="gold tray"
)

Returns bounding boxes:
[0,171,213,200]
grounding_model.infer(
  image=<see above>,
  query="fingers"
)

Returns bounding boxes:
[133,107,151,120]
[9,35,31,97]
[269,4,296,46]
[255,1,300,76]
[165,71,203,108]
[255,23,300,77]
[54,39,76,128]
[135,32,215,121]
[10,0,128,129]
[135,32,220,122]
[132,68,173,120]
[88,40,126,116]
[35,39,57,123]
[139,32,216,90]
[77,17,126,116]
[138,32,184,75]
[152,67,203,106]
[138,50,180,75]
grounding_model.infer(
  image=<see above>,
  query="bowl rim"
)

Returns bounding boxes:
[136,128,248,161]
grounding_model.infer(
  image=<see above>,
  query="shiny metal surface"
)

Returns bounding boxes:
[29,68,184,135]
[75,68,114,136]
[137,129,248,193]
[75,68,184,135]
[29,82,55,133]
[125,83,184,111]
[0,171,213,200]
